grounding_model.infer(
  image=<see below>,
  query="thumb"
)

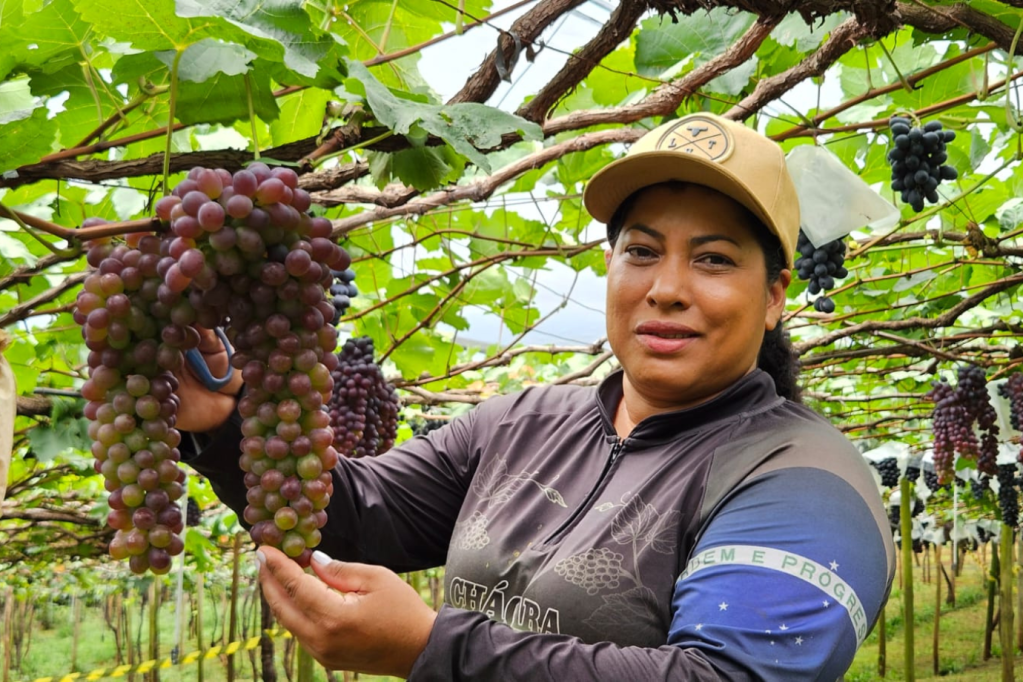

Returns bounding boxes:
[310,550,377,594]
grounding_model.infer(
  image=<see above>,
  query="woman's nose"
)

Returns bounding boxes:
[646,263,690,309]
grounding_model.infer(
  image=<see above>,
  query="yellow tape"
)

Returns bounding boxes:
[23,628,292,682]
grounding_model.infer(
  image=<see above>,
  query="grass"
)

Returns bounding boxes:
[846,549,1022,681]
[3,552,1021,682]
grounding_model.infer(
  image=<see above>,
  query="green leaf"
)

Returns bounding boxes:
[26,417,90,463]
[17,0,91,69]
[269,88,334,146]
[968,125,991,170]
[29,63,123,149]
[175,0,334,78]
[175,67,279,125]
[370,146,457,191]
[634,9,756,77]
[0,0,26,80]
[771,12,848,51]
[156,38,256,83]
[348,59,541,173]
[73,0,218,51]
[0,107,56,173]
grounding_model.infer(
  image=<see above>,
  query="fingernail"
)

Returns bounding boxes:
[255,549,266,566]
[311,550,332,566]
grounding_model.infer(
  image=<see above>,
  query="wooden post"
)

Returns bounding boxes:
[228,533,242,682]
[878,602,886,678]
[197,573,205,682]
[932,544,941,676]
[999,525,1015,682]
[1017,529,1023,653]
[149,580,160,682]
[296,644,314,682]
[900,477,915,682]
[126,590,136,682]
[260,586,277,682]
[2,588,14,682]
[71,592,82,671]
[984,539,999,661]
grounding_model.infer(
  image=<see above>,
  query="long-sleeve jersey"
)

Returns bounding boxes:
[182,369,894,681]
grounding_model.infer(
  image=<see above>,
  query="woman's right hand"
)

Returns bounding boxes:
[173,326,244,434]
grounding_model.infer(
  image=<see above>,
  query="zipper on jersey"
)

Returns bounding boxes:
[542,438,625,546]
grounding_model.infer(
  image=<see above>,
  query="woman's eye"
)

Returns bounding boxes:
[625,246,657,259]
[698,254,733,266]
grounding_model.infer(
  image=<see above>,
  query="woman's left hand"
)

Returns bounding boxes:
[256,546,438,677]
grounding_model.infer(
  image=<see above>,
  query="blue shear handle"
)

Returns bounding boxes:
[184,327,235,392]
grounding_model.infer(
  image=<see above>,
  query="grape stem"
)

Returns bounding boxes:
[1005,16,1023,135]
[0,202,75,257]
[73,84,170,150]
[0,204,161,243]
[162,49,184,197]
[877,38,915,95]
[244,73,261,160]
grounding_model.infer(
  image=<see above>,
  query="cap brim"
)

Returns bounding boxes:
[584,150,785,260]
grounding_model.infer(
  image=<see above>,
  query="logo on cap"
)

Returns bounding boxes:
[655,116,732,162]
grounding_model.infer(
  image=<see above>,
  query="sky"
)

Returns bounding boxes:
[411,1,618,347]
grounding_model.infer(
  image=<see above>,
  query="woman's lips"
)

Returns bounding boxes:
[636,333,697,354]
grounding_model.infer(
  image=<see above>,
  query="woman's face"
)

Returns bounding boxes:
[604,183,790,411]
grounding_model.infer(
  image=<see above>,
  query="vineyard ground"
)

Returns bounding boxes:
[848,548,1023,681]
[5,553,1020,682]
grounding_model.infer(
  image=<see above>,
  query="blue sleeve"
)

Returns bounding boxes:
[667,468,892,680]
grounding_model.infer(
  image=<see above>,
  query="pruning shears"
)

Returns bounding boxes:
[183,327,234,392]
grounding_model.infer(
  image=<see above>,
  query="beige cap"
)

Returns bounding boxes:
[584,113,800,267]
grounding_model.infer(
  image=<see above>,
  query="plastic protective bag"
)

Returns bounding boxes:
[786,145,900,248]
[0,331,14,503]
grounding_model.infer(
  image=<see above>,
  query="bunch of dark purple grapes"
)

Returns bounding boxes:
[923,469,950,494]
[75,230,191,574]
[872,457,900,488]
[327,337,399,458]
[996,464,1020,528]
[997,373,1023,431]
[887,117,958,212]
[329,267,358,325]
[927,365,1000,486]
[957,365,999,475]
[794,230,847,314]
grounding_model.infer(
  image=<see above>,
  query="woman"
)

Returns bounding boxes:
[177,113,895,680]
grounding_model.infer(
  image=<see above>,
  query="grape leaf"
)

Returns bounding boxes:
[634,8,755,78]
[175,67,279,126]
[270,88,334,147]
[0,107,57,173]
[347,60,541,173]
[29,63,122,149]
[16,0,90,70]
[646,509,681,554]
[582,587,659,633]
[611,494,659,545]
[26,418,90,463]
[175,0,334,78]
[370,146,459,191]
[73,0,219,51]
[156,38,256,83]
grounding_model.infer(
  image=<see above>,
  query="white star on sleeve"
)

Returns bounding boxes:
[795,636,804,645]
[718,602,728,611]
[829,560,839,571]
[779,623,788,631]
[823,599,830,608]
[695,623,703,631]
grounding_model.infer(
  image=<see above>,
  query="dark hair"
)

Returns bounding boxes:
[606,182,802,403]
